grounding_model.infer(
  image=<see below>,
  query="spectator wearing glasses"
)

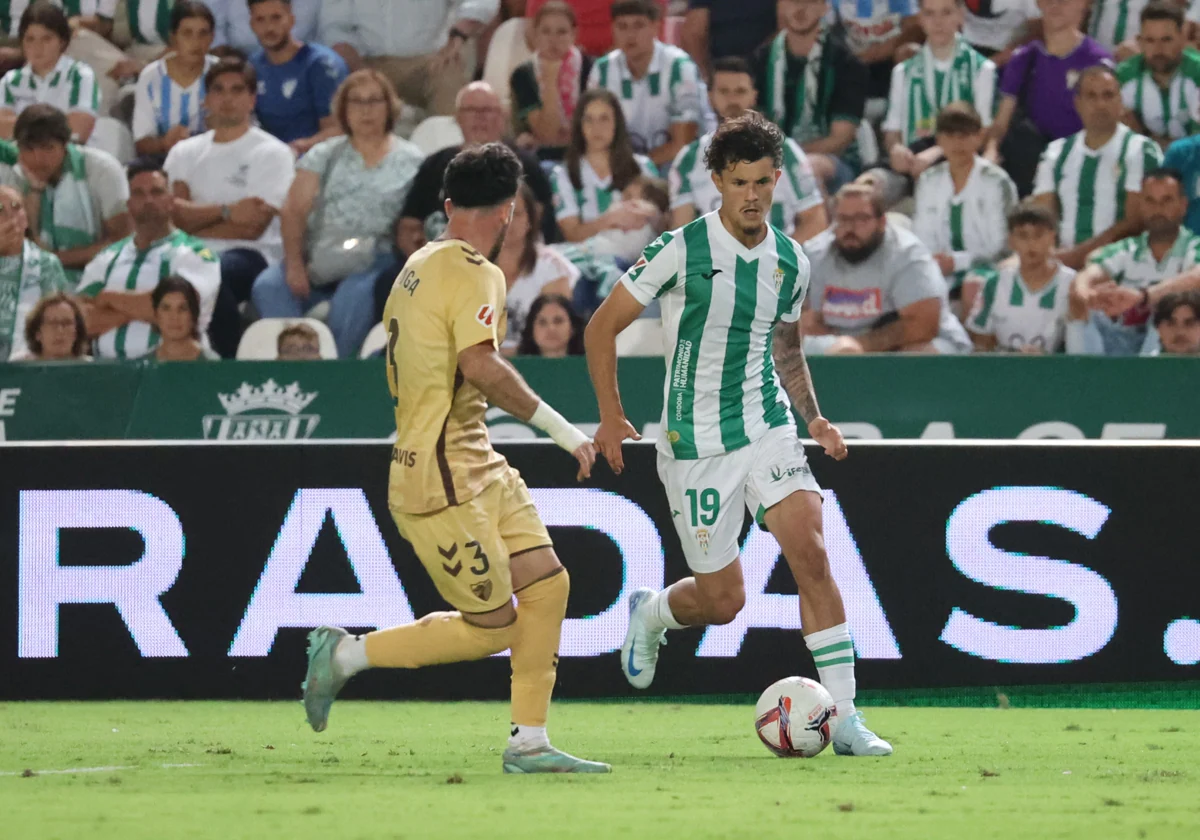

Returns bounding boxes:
[0,104,131,285]
[77,158,220,359]
[11,291,88,361]
[802,184,973,354]
[0,181,66,361]
[164,56,295,357]
[1066,168,1200,354]
[252,69,421,358]
[588,0,707,169]
[0,3,99,144]
[131,1,219,160]
[319,0,500,118]
[247,0,348,155]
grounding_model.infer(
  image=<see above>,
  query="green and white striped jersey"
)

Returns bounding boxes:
[587,40,707,156]
[0,54,99,117]
[882,37,996,146]
[1033,124,1162,247]
[1117,50,1200,141]
[77,229,221,359]
[125,0,172,46]
[668,132,823,237]
[0,1,117,38]
[966,262,1074,352]
[1089,227,1200,290]
[1089,0,1200,52]
[620,212,808,461]
[913,156,1018,284]
[549,155,658,223]
[0,239,67,361]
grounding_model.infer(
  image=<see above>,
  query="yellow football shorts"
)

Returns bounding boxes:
[391,467,552,614]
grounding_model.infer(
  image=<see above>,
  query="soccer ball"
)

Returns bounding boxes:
[754,676,837,758]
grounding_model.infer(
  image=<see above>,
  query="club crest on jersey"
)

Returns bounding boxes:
[471,580,494,602]
[773,266,785,292]
[475,305,495,327]
[695,528,710,553]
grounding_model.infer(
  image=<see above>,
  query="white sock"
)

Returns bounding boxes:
[646,585,687,632]
[508,724,550,752]
[333,633,369,678]
[804,623,857,721]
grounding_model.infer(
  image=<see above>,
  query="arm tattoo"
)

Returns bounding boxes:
[772,324,820,426]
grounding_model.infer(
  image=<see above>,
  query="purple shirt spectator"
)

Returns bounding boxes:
[999,38,1112,140]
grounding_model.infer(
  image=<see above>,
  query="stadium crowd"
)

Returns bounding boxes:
[3,0,1200,365]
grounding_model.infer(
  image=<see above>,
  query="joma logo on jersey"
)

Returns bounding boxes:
[202,380,320,440]
[823,287,882,320]
[391,447,417,467]
[475,305,495,327]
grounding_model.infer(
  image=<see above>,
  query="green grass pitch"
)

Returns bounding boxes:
[2,701,1198,840]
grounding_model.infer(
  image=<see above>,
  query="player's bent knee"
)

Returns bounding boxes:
[462,599,518,630]
[701,590,746,625]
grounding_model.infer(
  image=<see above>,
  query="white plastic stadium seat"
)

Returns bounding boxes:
[359,321,388,358]
[88,117,135,164]
[615,318,664,357]
[409,116,465,157]
[235,318,338,360]
[482,17,532,110]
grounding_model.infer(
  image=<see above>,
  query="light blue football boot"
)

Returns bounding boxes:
[620,587,667,689]
[832,711,893,756]
[302,626,351,732]
[501,745,612,774]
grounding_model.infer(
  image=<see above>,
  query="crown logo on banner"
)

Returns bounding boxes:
[218,380,317,416]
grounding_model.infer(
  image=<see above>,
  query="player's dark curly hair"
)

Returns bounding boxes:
[704,111,783,176]
[443,142,524,209]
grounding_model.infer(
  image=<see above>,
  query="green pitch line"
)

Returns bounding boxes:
[2,701,1198,840]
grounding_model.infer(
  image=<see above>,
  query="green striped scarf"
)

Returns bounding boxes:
[763,29,826,144]
[902,36,987,142]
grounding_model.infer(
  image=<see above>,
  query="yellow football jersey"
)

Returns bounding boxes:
[383,239,510,514]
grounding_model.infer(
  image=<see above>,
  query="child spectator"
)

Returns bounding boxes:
[1150,290,1200,354]
[276,321,322,359]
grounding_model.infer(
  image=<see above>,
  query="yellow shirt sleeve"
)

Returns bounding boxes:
[447,248,504,353]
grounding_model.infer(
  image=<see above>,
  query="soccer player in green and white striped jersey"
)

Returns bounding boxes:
[966,203,1075,352]
[585,111,892,759]
[669,56,827,243]
[1066,168,1200,353]
[1033,64,1163,269]
[78,159,220,359]
[1117,2,1200,149]
[883,0,997,168]
[0,3,99,143]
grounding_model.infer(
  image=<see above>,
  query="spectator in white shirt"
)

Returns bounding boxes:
[164,56,295,357]
[319,0,501,117]
[0,3,98,143]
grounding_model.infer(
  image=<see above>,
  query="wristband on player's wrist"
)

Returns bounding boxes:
[530,400,589,453]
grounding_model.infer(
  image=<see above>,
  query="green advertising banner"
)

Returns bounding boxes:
[1,356,1197,442]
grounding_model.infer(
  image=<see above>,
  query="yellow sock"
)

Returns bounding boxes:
[509,568,569,728]
[364,611,515,669]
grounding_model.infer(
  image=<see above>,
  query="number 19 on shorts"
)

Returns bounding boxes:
[685,488,720,527]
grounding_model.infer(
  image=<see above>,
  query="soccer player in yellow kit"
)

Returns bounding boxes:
[302,144,610,774]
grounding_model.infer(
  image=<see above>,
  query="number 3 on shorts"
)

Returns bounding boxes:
[684,488,720,527]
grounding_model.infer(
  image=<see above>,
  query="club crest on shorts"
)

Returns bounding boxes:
[471,580,493,602]
[696,528,710,554]
[773,266,785,293]
[475,305,495,327]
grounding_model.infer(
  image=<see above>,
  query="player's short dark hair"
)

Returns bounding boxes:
[611,1,662,22]
[19,2,71,45]
[1006,201,1057,233]
[443,143,524,209]
[127,157,166,183]
[170,0,216,34]
[151,276,202,339]
[712,56,755,81]
[1073,62,1118,94]
[1144,166,1185,193]
[205,55,257,91]
[1141,0,1184,29]
[1153,289,1200,326]
[935,102,983,136]
[705,111,783,174]
[14,103,71,149]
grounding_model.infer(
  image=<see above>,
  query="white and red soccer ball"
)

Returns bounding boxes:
[754,676,837,758]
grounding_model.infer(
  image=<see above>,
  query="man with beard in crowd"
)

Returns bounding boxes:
[800,183,972,354]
